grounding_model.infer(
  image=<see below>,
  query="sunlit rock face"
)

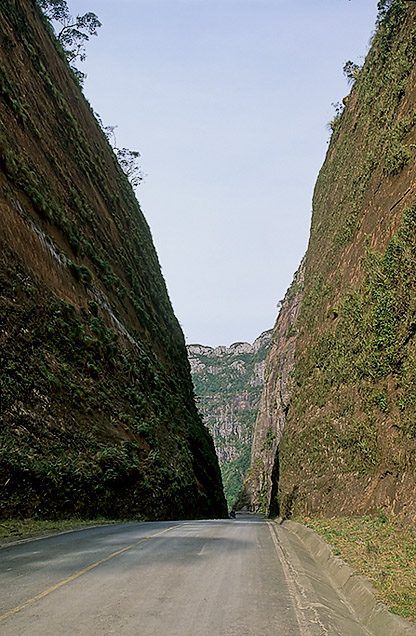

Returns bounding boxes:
[187,330,272,506]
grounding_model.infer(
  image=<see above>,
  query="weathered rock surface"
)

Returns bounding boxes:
[0,0,226,520]
[187,330,272,506]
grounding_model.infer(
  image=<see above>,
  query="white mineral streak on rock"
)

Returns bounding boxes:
[87,286,138,347]
[28,219,68,268]
[29,223,139,349]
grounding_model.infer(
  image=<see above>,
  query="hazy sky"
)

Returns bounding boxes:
[67,0,378,346]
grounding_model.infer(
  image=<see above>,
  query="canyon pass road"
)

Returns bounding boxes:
[0,516,370,636]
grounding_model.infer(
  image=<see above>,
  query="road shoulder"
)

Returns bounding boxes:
[280,519,416,636]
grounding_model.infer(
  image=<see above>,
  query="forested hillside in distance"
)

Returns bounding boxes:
[188,331,271,507]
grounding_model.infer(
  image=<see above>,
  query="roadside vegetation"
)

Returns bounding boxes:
[297,514,416,623]
[0,518,129,541]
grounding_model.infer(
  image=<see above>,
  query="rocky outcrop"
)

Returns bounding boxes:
[0,0,226,520]
[187,331,272,506]
[246,0,416,520]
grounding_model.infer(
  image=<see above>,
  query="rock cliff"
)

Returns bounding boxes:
[0,0,226,520]
[241,264,304,514]
[247,0,416,520]
[187,331,271,506]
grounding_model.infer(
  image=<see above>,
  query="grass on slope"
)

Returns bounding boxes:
[297,514,416,623]
[0,518,138,541]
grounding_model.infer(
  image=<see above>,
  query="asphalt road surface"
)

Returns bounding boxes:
[0,516,371,635]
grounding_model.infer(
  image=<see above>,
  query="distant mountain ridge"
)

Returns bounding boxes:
[187,331,272,506]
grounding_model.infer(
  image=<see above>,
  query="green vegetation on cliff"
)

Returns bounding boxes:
[0,0,226,520]
[244,0,416,523]
[277,0,416,519]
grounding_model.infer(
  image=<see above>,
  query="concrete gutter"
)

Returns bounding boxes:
[282,519,416,636]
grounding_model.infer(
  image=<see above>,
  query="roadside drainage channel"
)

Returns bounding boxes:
[281,519,416,636]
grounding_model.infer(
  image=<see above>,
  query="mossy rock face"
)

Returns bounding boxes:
[249,0,416,518]
[0,0,226,520]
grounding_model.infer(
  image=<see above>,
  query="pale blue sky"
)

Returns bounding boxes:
[68,0,378,346]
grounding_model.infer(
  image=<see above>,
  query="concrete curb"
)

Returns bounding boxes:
[281,519,416,636]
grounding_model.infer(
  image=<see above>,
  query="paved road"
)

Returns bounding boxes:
[0,516,370,635]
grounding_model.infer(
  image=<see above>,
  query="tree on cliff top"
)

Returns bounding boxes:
[39,1,144,189]
[37,0,101,82]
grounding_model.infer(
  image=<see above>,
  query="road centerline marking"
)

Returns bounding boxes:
[0,523,185,623]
